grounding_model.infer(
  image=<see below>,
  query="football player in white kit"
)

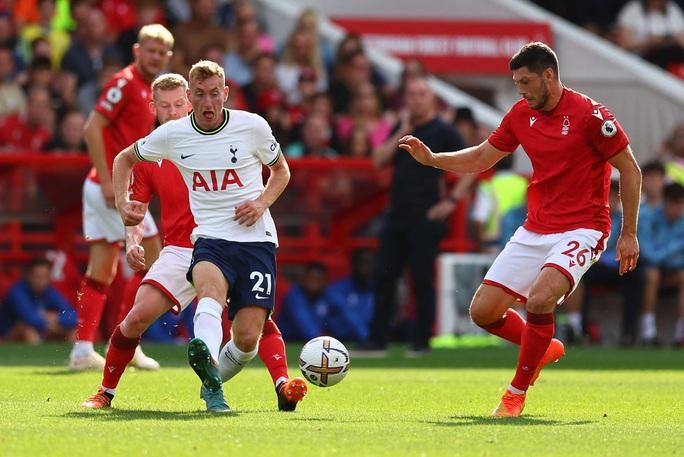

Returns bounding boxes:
[111,60,291,412]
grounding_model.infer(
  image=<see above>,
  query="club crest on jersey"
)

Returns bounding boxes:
[529,116,537,127]
[601,120,617,137]
[229,146,238,163]
[561,115,570,136]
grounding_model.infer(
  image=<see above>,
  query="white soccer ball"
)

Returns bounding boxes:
[299,336,350,387]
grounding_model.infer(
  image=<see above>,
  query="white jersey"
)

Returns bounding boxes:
[134,108,280,245]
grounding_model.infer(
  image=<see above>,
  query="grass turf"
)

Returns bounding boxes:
[0,343,682,457]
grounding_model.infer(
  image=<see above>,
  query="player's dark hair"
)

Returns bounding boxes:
[641,160,665,175]
[509,42,559,77]
[663,182,684,201]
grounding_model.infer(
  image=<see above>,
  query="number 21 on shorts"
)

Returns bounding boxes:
[250,271,272,299]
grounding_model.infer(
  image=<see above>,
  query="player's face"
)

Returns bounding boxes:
[135,38,173,80]
[188,75,229,129]
[512,67,551,111]
[152,86,191,125]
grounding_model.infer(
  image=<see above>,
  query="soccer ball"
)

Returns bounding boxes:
[299,336,350,387]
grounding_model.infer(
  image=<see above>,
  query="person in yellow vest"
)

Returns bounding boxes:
[470,154,528,252]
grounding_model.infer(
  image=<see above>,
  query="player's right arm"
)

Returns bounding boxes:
[112,145,146,226]
[398,137,510,174]
[83,111,114,206]
[125,164,153,270]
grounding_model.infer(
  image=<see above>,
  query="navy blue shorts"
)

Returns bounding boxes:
[187,238,277,320]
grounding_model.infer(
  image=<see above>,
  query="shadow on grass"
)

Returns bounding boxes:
[62,409,239,421]
[424,415,596,427]
[31,369,83,376]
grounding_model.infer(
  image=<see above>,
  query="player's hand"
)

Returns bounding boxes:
[235,198,267,227]
[427,199,456,221]
[100,180,116,208]
[398,135,435,166]
[616,232,639,275]
[126,243,146,271]
[118,200,146,226]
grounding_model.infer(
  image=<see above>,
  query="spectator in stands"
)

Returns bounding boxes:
[60,7,121,88]
[0,258,77,343]
[276,263,328,341]
[638,182,684,345]
[573,180,645,346]
[453,106,488,148]
[294,8,334,70]
[75,56,122,114]
[277,27,327,105]
[23,56,76,118]
[324,249,375,342]
[19,0,71,70]
[0,45,26,117]
[284,112,337,159]
[222,1,274,86]
[358,77,465,356]
[660,124,684,185]
[642,160,666,209]
[170,0,230,76]
[387,58,427,113]
[256,88,293,147]
[343,125,373,158]
[0,12,19,51]
[616,0,684,69]
[242,52,279,112]
[0,85,53,152]
[470,154,528,252]
[329,49,375,114]
[290,66,319,123]
[43,110,87,153]
[335,82,391,150]
[115,0,167,64]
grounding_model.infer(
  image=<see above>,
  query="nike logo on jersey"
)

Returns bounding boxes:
[529,116,537,127]
[180,153,196,159]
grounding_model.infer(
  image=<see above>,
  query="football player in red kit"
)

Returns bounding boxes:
[399,42,641,417]
[69,24,174,371]
[82,73,306,412]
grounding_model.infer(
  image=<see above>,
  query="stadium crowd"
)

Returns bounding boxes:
[1,0,684,349]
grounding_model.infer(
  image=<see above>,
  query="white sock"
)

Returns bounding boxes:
[193,297,224,362]
[218,339,258,382]
[275,376,288,391]
[71,341,94,358]
[568,312,583,336]
[641,313,657,340]
[101,386,116,396]
[675,319,684,341]
[508,384,526,395]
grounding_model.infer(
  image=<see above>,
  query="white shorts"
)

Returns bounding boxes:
[483,226,606,303]
[141,245,196,314]
[83,179,158,243]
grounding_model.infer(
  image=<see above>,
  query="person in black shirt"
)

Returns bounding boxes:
[361,77,465,356]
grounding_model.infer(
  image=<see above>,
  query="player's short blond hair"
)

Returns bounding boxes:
[151,73,188,99]
[138,24,174,48]
[188,60,225,84]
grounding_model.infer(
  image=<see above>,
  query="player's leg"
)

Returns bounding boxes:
[470,284,523,343]
[641,266,661,344]
[257,318,308,411]
[70,241,119,370]
[83,284,173,409]
[219,305,266,381]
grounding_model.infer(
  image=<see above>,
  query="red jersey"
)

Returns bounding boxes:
[130,160,195,248]
[0,114,52,151]
[89,64,155,183]
[488,87,629,236]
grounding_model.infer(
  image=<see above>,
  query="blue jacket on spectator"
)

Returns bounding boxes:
[638,204,684,269]
[324,278,374,342]
[0,279,77,335]
[276,285,327,341]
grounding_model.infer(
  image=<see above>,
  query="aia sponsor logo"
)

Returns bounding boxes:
[192,170,244,191]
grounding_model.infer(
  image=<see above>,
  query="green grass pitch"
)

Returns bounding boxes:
[0,342,682,457]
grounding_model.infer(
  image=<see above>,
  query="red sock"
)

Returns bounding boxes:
[76,277,109,342]
[101,325,141,390]
[511,312,555,392]
[117,271,146,324]
[258,319,289,386]
[480,308,526,345]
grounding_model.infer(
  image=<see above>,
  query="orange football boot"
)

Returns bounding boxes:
[530,338,565,386]
[492,389,526,417]
[277,377,308,411]
[82,388,113,409]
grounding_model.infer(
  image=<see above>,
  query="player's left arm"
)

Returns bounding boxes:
[608,145,642,276]
[235,152,291,226]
